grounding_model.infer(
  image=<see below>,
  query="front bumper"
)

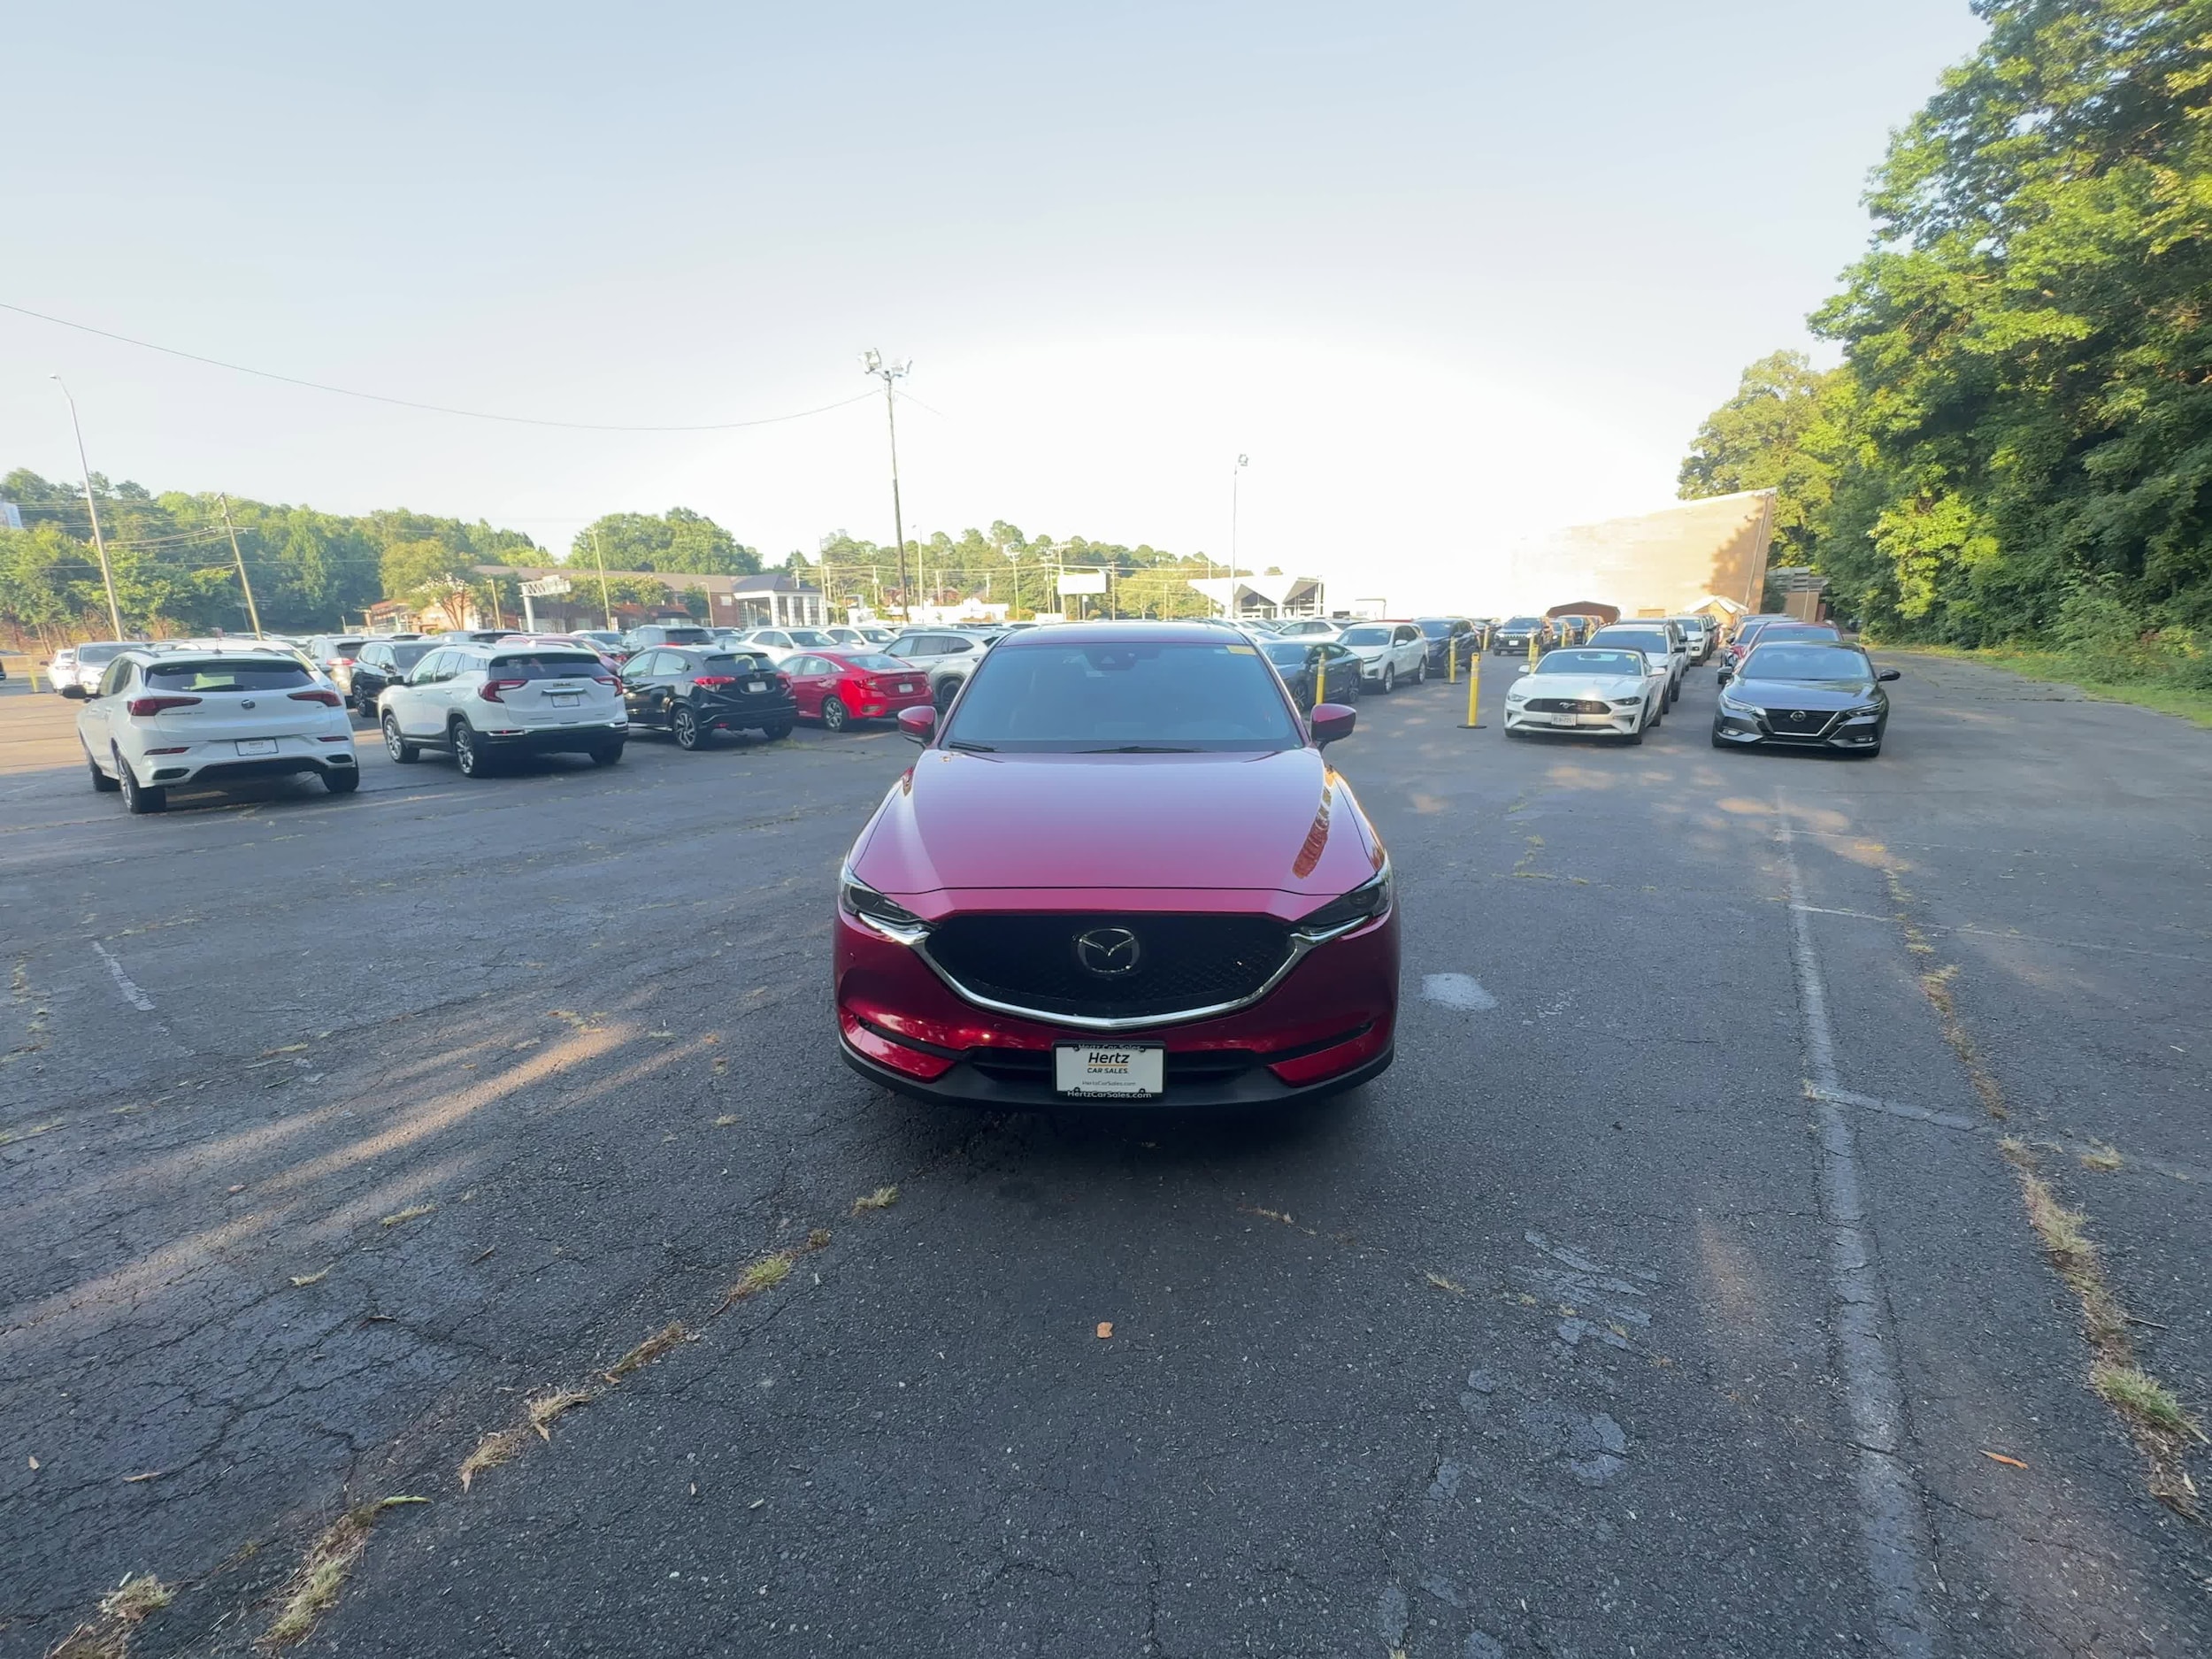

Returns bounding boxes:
[700,692,798,730]
[1502,703,1640,735]
[833,905,1398,1109]
[1711,707,1883,749]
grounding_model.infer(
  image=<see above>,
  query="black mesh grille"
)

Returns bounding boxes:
[966,1048,1261,1085]
[1525,697,1613,714]
[1760,709,1839,739]
[925,913,1294,1021]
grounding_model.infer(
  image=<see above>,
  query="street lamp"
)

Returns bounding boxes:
[861,349,913,624]
[1228,454,1249,621]
[50,376,124,638]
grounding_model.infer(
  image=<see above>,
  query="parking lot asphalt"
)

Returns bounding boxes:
[2,653,2206,1658]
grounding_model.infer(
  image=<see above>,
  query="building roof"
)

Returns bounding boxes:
[732,571,822,595]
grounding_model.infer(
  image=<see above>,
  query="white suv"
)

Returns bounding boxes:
[70,646,358,813]
[379,643,626,777]
[1333,619,1430,693]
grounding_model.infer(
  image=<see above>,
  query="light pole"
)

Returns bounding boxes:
[50,376,124,638]
[1228,453,1248,622]
[861,349,913,624]
[218,494,265,637]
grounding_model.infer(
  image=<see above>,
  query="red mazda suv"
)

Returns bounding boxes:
[834,623,1397,1107]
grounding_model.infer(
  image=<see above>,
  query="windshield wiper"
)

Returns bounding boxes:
[1079,744,1198,753]
[947,739,997,752]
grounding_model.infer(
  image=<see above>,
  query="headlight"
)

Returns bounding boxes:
[1844,702,1884,718]
[1609,697,1641,707]
[1718,690,1762,716]
[1294,864,1393,939]
[839,868,930,943]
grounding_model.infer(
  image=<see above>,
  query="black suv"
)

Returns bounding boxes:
[346,638,433,718]
[1414,618,1481,673]
[620,647,797,749]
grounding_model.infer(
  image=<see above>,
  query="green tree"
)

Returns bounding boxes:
[572,509,760,576]
[1677,350,1846,569]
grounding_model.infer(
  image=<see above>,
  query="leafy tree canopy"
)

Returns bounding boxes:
[572,509,760,576]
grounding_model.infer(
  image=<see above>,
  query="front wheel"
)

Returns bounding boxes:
[760,720,794,741]
[589,742,625,766]
[1379,664,1395,695]
[324,768,361,794]
[820,695,849,733]
[1413,657,1427,684]
[1709,726,1728,749]
[672,703,704,750]
[1622,724,1644,746]
[383,715,420,764]
[116,750,166,815]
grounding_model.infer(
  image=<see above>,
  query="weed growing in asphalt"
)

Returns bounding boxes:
[259,1496,426,1647]
[852,1184,899,1213]
[2078,1142,2124,1171]
[526,1388,595,1440]
[603,1321,693,1383]
[378,1202,435,1228]
[2093,1363,2201,1441]
[457,1428,530,1492]
[47,1572,175,1659]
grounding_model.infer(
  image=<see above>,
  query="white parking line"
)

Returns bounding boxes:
[89,941,155,1011]
[1420,972,1497,1011]
[1778,801,1940,1659]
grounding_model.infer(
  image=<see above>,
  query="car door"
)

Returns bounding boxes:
[622,651,669,727]
[393,649,451,736]
[780,655,828,718]
[78,656,127,764]
[1392,625,1421,676]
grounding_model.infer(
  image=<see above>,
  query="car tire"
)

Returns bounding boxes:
[1709,726,1728,749]
[1858,742,1883,759]
[323,768,361,794]
[933,679,959,713]
[761,720,794,741]
[116,749,166,815]
[672,703,704,750]
[1414,657,1427,684]
[1648,696,1663,728]
[1623,726,1644,745]
[589,742,625,766]
[383,715,420,763]
[88,753,120,793]
[451,720,492,778]
[1379,664,1395,695]
[821,695,850,733]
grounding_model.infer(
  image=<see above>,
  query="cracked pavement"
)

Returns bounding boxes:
[0,654,2206,1656]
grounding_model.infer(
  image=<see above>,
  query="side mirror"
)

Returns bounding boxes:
[1878,668,1901,682]
[1716,669,1733,686]
[1310,703,1356,748]
[60,682,88,700]
[898,705,938,744]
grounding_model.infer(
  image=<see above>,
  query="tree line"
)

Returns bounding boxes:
[1678,0,2212,688]
[0,467,1232,642]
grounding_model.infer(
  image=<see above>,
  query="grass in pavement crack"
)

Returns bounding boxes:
[258,1496,427,1647]
[46,1573,173,1659]
[2001,1138,2206,1513]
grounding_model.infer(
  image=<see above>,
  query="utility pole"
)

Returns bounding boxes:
[589,526,615,630]
[51,377,124,638]
[217,494,265,637]
[861,349,913,624]
[1229,453,1248,622]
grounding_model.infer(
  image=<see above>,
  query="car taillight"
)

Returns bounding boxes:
[289,688,344,707]
[691,675,738,688]
[331,657,355,666]
[478,679,526,703]
[127,695,201,717]
[773,673,790,690]
[593,672,617,685]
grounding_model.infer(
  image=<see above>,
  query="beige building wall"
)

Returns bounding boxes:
[1502,489,1776,618]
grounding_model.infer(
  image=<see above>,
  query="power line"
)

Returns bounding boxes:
[0,300,880,433]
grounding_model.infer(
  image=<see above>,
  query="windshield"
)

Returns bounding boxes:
[1760,625,1840,641]
[837,653,908,672]
[787,629,835,647]
[655,627,713,644]
[1743,645,1871,681]
[489,653,605,678]
[388,643,432,670]
[77,642,127,664]
[1339,626,1390,646]
[1536,649,1646,677]
[143,658,313,691]
[941,640,1302,753]
[1593,630,1668,656]
[1262,641,1315,667]
[699,652,772,672]
[1416,619,1453,638]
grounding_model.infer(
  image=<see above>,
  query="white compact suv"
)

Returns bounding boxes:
[1332,619,1430,693]
[71,645,358,813]
[378,642,626,776]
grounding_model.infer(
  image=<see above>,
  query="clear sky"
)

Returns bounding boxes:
[3,1,1987,611]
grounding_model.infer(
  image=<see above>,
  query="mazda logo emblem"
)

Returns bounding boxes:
[241,699,257,710]
[1074,926,1141,977]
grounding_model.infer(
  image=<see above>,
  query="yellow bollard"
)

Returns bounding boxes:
[1463,649,1484,727]
[1526,633,1540,672]
[1448,639,1457,684]
[1313,656,1326,712]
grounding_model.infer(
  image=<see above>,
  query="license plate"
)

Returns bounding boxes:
[549,692,580,707]
[234,738,277,756]
[1054,1043,1164,1099]
[897,682,916,693]
[747,680,766,693]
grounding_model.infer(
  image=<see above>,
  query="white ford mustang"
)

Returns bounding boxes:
[1502,648,1667,744]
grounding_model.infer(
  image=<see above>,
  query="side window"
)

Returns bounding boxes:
[1396,626,1418,645]
[628,651,667,677]
[412,650,450,683]
[100,657,135,698]
[938,636,972,655]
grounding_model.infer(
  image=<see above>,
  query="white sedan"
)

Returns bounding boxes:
[1502,647,1667,744]
[70,646,358,812]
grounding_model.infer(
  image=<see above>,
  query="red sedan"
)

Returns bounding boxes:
[833,623,1397,1109]
[782,650,936,732]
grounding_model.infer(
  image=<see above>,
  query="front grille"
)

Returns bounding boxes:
[966,1048,1261,1086]
[1525,697,1613,715]
[1761,708,1839,740]
[924,913,1294,1021]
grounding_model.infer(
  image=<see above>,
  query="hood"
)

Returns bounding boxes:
[851,747,1381,905]
[1734,676,1874,710]
[1510,674,1640,699]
